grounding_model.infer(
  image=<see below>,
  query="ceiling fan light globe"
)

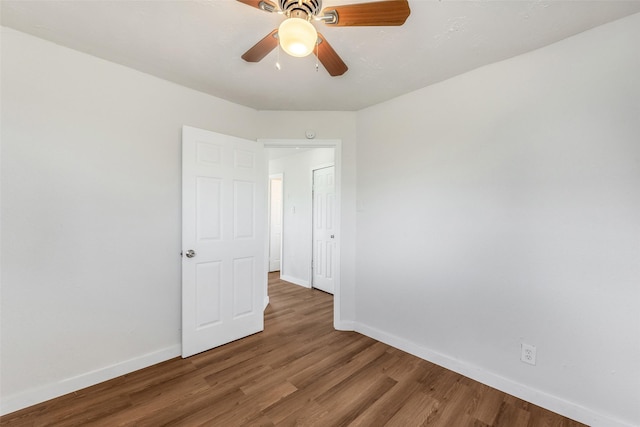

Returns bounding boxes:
[287,42,310,56]
[278,17,317,58]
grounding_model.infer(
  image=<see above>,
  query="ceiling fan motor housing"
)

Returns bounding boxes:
[279,0,322,18]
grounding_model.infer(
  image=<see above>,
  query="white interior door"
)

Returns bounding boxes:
[182,126,265,358]
[312,166,335,294]
[268,175,283,272]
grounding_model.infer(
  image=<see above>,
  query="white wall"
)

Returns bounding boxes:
[268,148,335,286]
[0,27,259,413]
[257,111,357,328]
[354,13,640,427]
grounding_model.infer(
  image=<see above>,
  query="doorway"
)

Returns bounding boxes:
[262,139,342,328]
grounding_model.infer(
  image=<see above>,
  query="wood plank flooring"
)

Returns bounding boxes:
[1,273,586,426]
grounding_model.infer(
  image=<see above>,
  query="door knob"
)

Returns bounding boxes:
[185,249,196,258]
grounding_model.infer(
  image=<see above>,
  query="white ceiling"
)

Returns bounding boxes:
[2,0,640,111]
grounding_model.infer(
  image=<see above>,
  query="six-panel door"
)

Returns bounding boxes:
[182,126,265,358]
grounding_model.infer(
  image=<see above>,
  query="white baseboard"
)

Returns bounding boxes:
[0,344,181,416]
[279,274,310,288]
[353,322,635,427]
[334,320,355,331]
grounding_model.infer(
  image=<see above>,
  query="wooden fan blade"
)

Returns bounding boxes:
[315,34,348,76]
[236,0,277,12]
[242,29,279,62]
[322,0,410,26]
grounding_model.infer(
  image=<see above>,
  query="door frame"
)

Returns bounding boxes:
[260,139,342,329]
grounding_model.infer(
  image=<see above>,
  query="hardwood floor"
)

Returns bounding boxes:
[1,273,586,426]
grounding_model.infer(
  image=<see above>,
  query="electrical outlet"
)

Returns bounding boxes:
[521,343,536,365]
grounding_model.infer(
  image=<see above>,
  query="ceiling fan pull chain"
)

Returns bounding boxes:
[276,43,282,70]
[315,39,319,72]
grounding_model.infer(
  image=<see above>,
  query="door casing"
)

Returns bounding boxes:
[260,139,342,329]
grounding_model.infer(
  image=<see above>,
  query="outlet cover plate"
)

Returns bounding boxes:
[521,343,537,365]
